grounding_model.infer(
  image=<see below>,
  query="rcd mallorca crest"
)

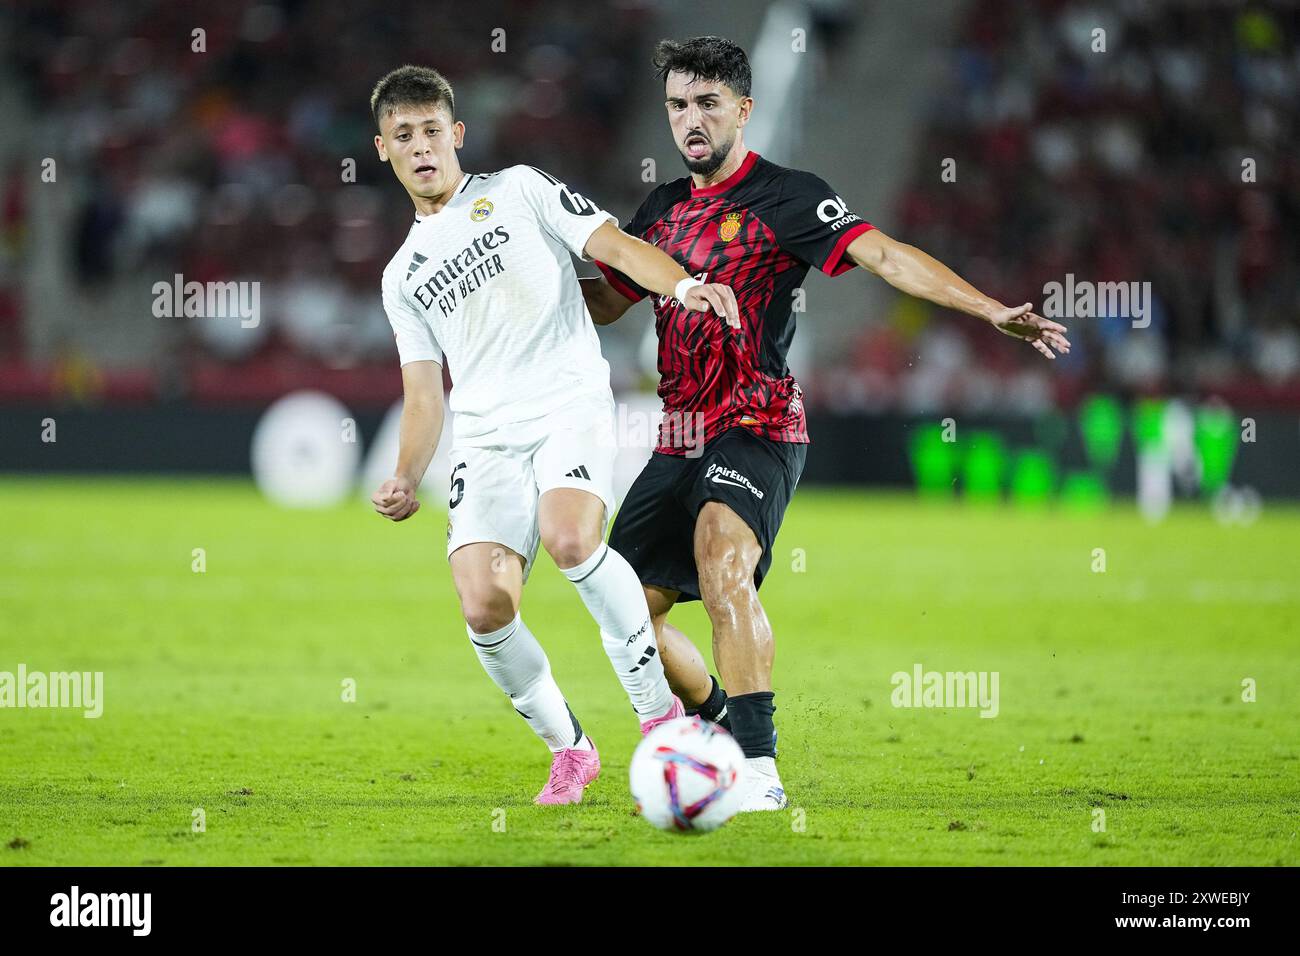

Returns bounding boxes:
[718,211,743,242]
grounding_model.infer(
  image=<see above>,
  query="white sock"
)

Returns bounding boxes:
[561,542,674,718]
[467,614,584,752]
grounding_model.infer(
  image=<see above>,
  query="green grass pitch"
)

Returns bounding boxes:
[1,476,1296,866]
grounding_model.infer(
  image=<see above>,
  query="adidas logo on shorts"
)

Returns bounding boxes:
[564,465,591,479]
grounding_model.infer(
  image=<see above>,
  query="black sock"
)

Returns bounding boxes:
[727,691,776,758]
[687,675,729,725]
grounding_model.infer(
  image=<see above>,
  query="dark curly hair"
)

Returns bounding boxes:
[652,36,751,98]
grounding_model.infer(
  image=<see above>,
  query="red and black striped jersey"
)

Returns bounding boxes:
[596,151,873,455]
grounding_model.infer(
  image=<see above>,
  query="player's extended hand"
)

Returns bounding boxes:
[683,283,741,330]
[372,476,421,521]
[989,303,1071,360]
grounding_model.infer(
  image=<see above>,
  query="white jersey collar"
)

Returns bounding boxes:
[414,172,473,223]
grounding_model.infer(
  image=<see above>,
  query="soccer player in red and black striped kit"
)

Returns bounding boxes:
[581,37,1070,810]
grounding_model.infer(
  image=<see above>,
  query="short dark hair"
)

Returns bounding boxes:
[370,65,455,130]
[652,36,751,98]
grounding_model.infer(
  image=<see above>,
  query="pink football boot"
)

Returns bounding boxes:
[534,742,601,805]
[638,695,685,736]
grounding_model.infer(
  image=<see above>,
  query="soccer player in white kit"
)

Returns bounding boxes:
[368,66,740,805]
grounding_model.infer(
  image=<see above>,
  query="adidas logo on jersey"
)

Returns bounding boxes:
[406,252,428,279]
[564,465,591,479]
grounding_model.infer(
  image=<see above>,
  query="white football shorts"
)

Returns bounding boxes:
[443,396,618,580]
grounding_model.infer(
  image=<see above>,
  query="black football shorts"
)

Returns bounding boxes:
[608,426,807,603]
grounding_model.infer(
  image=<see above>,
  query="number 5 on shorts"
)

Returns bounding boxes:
[450,461,467,509]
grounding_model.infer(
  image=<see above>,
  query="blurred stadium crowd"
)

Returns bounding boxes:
[0,0,1296,411]
[846,0,1298,413]
[0,0,653,402]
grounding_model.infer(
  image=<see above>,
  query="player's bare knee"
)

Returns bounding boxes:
[543,527,601,570]
[460,590,516,635]
[698,529,759,583]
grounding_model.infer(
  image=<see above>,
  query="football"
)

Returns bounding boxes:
[629,716,746,832]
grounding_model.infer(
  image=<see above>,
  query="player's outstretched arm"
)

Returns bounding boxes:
[847,228,1071,360]
[579,276,636,327]
[372,360,444,522]
[583,222,741,329]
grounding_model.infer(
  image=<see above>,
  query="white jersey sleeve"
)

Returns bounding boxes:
[382,265,443,366]
[517,166,616,262]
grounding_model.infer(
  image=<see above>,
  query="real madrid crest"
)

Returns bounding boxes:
[719,211,743,242]
[471,197,494,221]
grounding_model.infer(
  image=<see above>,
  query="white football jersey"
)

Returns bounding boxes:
[381,165,618,442]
